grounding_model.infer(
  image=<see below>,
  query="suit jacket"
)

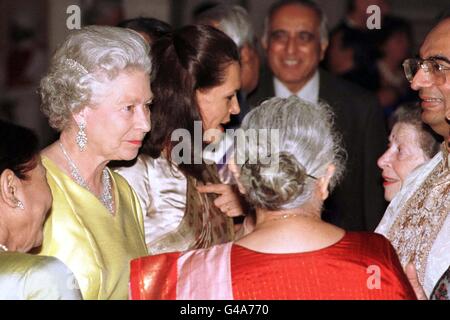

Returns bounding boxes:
[248,67,388,231]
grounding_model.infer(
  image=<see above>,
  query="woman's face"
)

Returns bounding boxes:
[377,122,430,202]
[14,158,52,252]
[196,62,241,133]
[84,69,152,161]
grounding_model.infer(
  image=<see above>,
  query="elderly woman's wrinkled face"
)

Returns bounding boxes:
[84,69,152,161]
[14,158,52,252]
[196,62,241,135]
[377,123,430,201]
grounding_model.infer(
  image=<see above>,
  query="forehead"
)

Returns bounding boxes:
[269,4,321,32]
[420,19,450,58]
[391,122,420,141]
[201,62,241,93]
[95,69,151,100]
[220,62,241,89]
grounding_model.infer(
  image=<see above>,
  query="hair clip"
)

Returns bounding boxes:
[306,173,318,180]
[65,58,88,75]
[242,156,318,180]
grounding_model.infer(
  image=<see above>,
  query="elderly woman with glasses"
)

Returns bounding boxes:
[129,96,416,300]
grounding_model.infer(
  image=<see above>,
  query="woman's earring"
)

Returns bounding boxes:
[76,120,87,151]
[16,199,25,210]
[9,184,24,210]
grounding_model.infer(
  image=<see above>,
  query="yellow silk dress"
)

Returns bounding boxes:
[38,157,148,300]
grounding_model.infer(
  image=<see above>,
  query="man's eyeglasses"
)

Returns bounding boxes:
[402,58,450,85]
[269,30,316,45]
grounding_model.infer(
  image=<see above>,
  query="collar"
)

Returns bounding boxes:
[273,71,320,103]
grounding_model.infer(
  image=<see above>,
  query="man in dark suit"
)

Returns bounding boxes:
[248,0,388,231]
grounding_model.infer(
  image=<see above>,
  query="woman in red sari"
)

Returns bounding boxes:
[130,96,416,300]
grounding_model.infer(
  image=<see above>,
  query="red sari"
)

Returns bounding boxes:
[130,232,416,300]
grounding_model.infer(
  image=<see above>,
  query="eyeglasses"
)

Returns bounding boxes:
[269,30,316,46]
[402,58,450,85]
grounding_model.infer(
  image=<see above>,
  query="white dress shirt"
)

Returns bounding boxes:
[273,70,320,103]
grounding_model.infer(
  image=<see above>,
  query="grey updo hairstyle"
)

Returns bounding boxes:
[238,96,345,211]
[40,25,151,131]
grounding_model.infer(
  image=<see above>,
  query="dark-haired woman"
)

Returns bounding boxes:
[116,25,243,254]
[129,97,416,300]
[0,120,81,299]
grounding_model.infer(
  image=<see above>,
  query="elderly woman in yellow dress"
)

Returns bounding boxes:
[0,120,81,299]
[37,26,151,299]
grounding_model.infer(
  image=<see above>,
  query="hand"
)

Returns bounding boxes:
[405,263,427,300]
[197,183,244,217]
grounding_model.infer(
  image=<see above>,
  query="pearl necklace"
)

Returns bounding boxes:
[59,142,114,214]
[0,244,8,252]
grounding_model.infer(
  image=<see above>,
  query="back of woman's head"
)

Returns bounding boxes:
[145,24,239,179]
[238,96,346,211]
[0,120,39,180]
[40,25,151,131]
